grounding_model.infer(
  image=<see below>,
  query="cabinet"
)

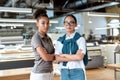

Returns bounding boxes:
[86,46,104,69]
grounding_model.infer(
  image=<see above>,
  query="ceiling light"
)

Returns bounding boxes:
[88,17,92,23]
[55,27,64,30]
[107,23,120,26]
[0,23,24,27]
[107,19,120,26]
[89,20,92,23]
[88,12,119,17]
[0,7,32,13]
[0,18,58,23]
[0,18,35,23]
[50,20,58,23]
[95,26,120,30]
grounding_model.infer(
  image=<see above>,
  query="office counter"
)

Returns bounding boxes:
[0,44,119,79]
[0,53,60,80]
[0,49,34,70]
[0,47,60,80]
[0,49,33,79]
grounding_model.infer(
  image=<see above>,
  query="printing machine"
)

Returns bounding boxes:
[86,42,104,69]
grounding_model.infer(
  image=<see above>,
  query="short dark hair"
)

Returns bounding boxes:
[33,8,48,20]
[64,14,77,24]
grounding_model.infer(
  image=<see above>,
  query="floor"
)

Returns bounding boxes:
[86,67,115,80]
[1,67,118,80]
[54,67,119,80]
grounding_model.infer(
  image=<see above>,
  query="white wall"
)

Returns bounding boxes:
[82,12,107,39]
[100,44,120,64]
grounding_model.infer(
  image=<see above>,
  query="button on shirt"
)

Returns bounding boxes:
[55,32,86,69]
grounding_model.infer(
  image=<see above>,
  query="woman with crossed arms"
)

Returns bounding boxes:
[55,14,87,80]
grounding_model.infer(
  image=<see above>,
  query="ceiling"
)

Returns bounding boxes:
[0,0,119,37]
[0,0,120,19]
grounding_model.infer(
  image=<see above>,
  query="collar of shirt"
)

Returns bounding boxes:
[36,31,48,39]
[66,31,76,40]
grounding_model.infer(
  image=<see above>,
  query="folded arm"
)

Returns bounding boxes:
[55,49,84,62]
[36,46,54,61]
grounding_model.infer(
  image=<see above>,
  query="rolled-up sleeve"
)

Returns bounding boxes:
[55,41,63,55]
[77,37,86,55]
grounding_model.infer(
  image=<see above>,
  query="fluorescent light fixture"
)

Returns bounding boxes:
[88,12,119,17]
[0,18,58,23]
[0,7,32,13]
[50,20,58,23]
[95,26,120,30]
[55,26,79,30]
[55,27,64,30]
[107,23,120,26]
[0,23,24,27]
[0,18,35,23]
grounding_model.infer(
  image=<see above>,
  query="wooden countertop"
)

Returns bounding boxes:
[107,64,120,69]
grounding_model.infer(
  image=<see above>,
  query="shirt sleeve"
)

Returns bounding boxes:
[54,41,62,55]
[31,35,42,50]
[77,37,86,55]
